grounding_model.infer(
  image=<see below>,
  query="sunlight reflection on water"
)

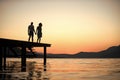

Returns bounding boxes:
[0,58,120,80]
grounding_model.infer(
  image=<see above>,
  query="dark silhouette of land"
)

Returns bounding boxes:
[73,45,120,58]
[6,45,120,58]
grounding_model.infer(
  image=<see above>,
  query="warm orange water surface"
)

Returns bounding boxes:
[0,58,120,80]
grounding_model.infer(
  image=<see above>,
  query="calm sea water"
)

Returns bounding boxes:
[0,58,120,80]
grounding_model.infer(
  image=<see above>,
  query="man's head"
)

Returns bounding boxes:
[31,22,33,25]
[39,23,42,26]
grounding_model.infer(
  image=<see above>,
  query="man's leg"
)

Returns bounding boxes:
[28,35,31,42]
[32,35,33,42]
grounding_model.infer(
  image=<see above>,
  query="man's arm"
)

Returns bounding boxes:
[33,26,36,34]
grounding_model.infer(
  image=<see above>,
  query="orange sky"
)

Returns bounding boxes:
[0,0,120,54]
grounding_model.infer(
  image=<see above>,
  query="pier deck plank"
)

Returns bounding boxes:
[0,38,51,47]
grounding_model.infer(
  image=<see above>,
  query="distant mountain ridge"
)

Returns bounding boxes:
[74,45,120,58]
[47,45,120,58]
[5,45,120,58]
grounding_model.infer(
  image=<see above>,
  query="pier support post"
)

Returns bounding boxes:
[0,47,2,70]
[21,46,26,72]
[44,46,47,66]
[3,47,6,70]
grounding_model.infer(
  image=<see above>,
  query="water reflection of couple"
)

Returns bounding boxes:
[28,22,42,43]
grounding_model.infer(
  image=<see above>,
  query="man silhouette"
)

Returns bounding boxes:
[28,22,35,42]
[36,23,42,43]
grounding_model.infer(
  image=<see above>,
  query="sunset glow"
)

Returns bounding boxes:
[0,0,120,54]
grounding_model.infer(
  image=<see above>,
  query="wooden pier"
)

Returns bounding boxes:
[0,38,51,71]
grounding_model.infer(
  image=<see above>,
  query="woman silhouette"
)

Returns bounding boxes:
[36,23,42,43]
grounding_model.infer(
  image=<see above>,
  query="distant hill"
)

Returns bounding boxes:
[5,45,120,58]
[47,45,120,58]
[74,45,120,58]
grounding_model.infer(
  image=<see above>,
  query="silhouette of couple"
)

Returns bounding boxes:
[28,22,42,43]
